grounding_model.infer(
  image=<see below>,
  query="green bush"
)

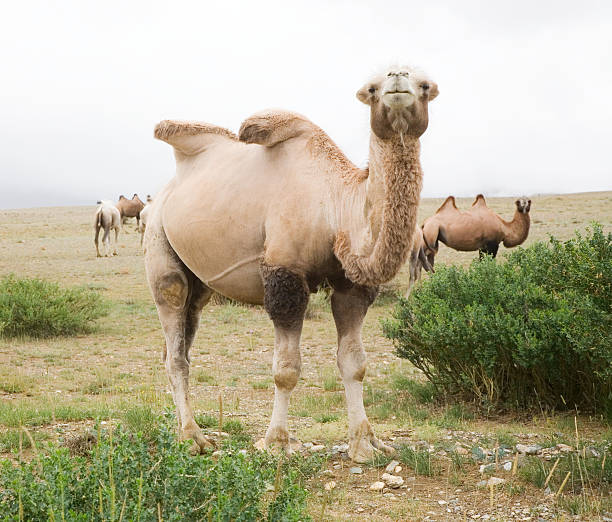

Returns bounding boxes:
[0,420,315,521]
[0,275,108,338]
[383,225,612,415]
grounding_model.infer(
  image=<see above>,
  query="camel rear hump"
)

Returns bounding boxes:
[154,120,238,156]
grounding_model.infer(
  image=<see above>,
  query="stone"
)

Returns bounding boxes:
[476,480,488,488]
[385,460,400,473]
[487,477,505,486]
[324,481,336,491]
[310,444,325,452]
[455,445,469,456]
[516,443,542,455]
[370,481,385,491]
[333,464,342,470]
[394,465,402,473]
[502,461,513,471]
[438,500,447,505]
[556,443,573,453]
[381,473,404,488]
[302,442,313,449]
[479,463,495,473]
[585,446,601,458]
[349,466,363,474]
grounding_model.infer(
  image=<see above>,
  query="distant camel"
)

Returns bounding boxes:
[422,194,531,265]
[116,194,145,228]
[407,224,434,291]
[139,195,153,246]
[94,200,121,257]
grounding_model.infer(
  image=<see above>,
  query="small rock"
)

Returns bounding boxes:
[310,444,325,452]
[455,445,469,456]
[349,466,363,474]
[479,463,495,473]
[394,465,402,473]
[212,450,224,457]
[477,480,488,488]
[302,442,313,449]
[381,473,404,488]
[333,464,341,470]
[487,477,505,486]
[585,446,601,458]
[516,444,542,455]
[438,500,447,505]
[321,469,334,476]
[556,443,573,453]
[502,461,513,471]
[324,481,336,491]
[356,507,365,513]
[370,481,385,491]
[385,460,400,473]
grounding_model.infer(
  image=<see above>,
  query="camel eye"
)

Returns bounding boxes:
[368,87,376,94]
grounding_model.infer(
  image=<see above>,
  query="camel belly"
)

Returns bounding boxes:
[162,169,268,305]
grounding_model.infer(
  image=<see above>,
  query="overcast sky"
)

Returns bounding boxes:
[1,0,610,209]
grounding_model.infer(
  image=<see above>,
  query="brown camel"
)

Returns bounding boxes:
[407,224,434,291]
[422,194,531,265]
[144,66,438,462]
[93,200,121,257]
[116,194,145,228]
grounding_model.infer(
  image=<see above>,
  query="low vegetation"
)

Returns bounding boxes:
[0,415,319,521]
[0,274,108,338]
[384,225,612,416]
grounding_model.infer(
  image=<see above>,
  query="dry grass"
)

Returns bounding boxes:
[0,192,610,520]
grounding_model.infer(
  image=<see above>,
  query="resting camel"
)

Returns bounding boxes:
[422,194,531,265]
[116,194,145,228]
[139,196,153,246]
[94,200,121,257]
[145,66,438,462]
[407,224,434,291]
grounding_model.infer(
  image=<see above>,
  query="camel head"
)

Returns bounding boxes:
[357,67,438,140]
[515,196,531,214]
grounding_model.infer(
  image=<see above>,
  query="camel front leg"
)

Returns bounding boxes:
[332,285,395,463]
[260,265,308,454]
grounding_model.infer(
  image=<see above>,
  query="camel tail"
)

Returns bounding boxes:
[154,120,238,155]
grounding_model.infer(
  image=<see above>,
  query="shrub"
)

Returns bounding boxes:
[0,274,108,338]
[0,420,315,521]
[383,225,612,415]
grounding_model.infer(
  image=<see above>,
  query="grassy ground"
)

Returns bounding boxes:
[0,192,610,520]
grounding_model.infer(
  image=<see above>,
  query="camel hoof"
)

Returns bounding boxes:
[182,428,215,455]
[349,436,395,463]
[254,436,302,456]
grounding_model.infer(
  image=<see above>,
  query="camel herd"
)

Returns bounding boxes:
[93,194,152,256]
[91,65,531,462]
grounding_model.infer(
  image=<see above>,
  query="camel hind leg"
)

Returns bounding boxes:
[94,222,102,257]
[145,223,214,454]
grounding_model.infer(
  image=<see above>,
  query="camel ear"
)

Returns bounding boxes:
[427,82,439,102]
[356,85,376,105]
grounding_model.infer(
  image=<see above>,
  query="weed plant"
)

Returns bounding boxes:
[0,274,108,338]
[0,416,318,521]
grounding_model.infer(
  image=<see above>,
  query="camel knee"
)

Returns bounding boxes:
[261,265,309,329]
[155,271,188,309]
[338,342,367,382]
[274,362,300,391]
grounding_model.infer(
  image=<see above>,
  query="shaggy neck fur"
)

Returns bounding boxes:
[334,134,423,286]
[501,209,531,247]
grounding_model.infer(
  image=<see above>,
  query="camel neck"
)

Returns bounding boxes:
[333,133,423,286]
[502,209,530,247]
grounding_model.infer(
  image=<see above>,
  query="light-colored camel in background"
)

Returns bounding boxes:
[145,66,438,462]
[139,195,153,246]
[94,200,121,257]
[116,194,145,228]
[422,194,531,265]
[407,224,434,291]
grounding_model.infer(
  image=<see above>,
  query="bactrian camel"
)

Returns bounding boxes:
[116,194,145,228]
[422,194,531,265]
[408,224,434,291]
[94,200,121,257]
[144,67,439,462]
[139,196,153,247]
